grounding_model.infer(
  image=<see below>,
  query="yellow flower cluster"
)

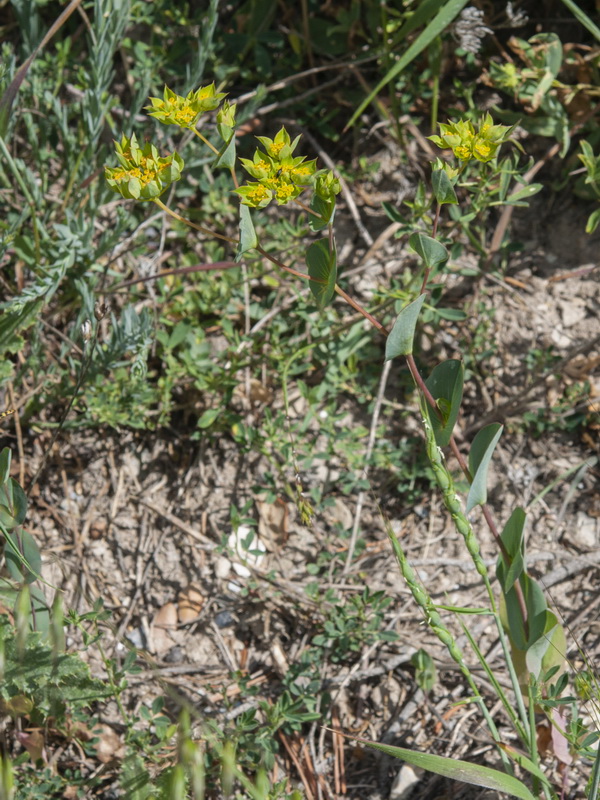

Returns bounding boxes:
[104,134,183,201]
[145,83,227,129]
[429,113,512,163]
[235,127,318,208]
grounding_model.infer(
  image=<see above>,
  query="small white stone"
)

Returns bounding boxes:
[214,556,232,579]
[572,512,599,550]
[232,561,251,579]
[389,764,422,799]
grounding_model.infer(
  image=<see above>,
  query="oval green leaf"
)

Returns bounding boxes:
[0,447,11,484]
[5,528,42,584]
[497,507,526,592]
[504,183,543,204]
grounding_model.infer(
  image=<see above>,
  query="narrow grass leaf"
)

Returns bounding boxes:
[5,528,42,584]
[425,359,464,446]
[389,0,448,46]
[345,0,469,129]
[346,738,536,800]
[306,239,337,311]
[497,743,552,786]
[559,0,600,42]
[466,423,503,512]
[504,184,543,204]
[0,448,11,485]
[0,0,84,139]
[385,294,426,359]
[586,737,600,800]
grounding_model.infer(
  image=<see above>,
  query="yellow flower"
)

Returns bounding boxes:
[249,184,269,202]
[275,180,295,201]
[146,83,227,129]
[269,141,285,157]
[105,133,184,201]
[473,139,491,159]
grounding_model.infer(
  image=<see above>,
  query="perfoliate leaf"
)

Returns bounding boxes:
[497,507,526,592]
[236,203,258,261]
[431,169,458,205]
[425,359,464,446]
[306,239,337,311]
[214,133,236,170]
[309,194,335,231]
[409,232,449,269]
[385,294,426,359]
[466,423,503,512]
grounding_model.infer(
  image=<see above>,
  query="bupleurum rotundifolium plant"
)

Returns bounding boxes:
[103,82,597,800]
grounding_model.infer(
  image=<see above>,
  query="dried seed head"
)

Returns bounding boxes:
[81,319,93,342]
[94,300,110,321]
[506,2,528,27]
[453,7,492,54]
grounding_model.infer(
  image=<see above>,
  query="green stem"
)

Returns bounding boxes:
[152,198,237,243]
[192,128,220,155]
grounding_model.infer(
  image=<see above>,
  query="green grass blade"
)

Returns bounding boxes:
[340,736,536,800]
[0,0,84,139]
[345,0,469,129]
[588,746,600,800]
[559,0,600,42]
[389,0,449,46]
